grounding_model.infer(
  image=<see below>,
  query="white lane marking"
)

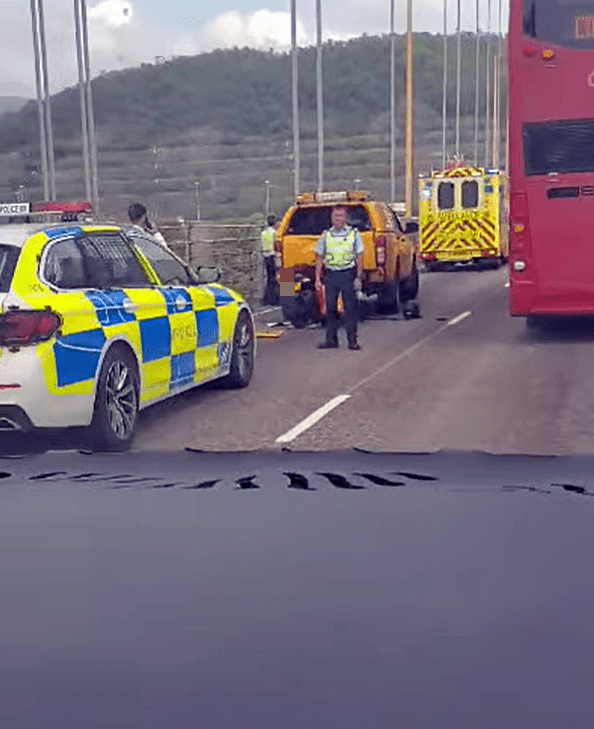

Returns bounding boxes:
[275,395,351,443]
[256,306,281,317]
[447,310,472,327]
[275,309,473,443]
[504,282,510,288]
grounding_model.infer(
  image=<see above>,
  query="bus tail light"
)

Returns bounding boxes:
[510,192,530,253]
[375,236,387,266]
[0,310,61,347]
[511,192,528,218]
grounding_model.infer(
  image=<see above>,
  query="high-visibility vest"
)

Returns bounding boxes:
[261,227,275,255]
[324,228,357,269]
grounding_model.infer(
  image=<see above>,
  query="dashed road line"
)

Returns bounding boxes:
[447,310,472,326]
[255,306,281,317]
[275,395,351,443]
[275,310,472,444]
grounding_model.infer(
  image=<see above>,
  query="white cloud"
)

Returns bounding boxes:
[199,9,308,52]
[0,0,509,98]
[89,0,133,28]
[87,0,137,60]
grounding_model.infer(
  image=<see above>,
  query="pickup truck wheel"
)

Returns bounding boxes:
[402,300,421,320]
[282,291,315,328]
[377,280,398,314]
[399,267,420,302]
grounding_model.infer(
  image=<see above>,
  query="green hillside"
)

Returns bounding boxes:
[0,32,506,220]
[0,32,504,155]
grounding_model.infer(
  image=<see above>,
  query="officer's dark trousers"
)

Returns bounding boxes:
[324,267,359,346]
[262,255,279,305]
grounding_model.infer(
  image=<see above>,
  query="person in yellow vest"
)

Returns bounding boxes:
[315,204,364,350]
[261,214,279,306]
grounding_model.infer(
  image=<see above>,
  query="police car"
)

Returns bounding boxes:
[0,202,255,450]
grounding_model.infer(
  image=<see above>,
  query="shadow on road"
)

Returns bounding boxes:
[524,316,594,344]
[0,429,87,457]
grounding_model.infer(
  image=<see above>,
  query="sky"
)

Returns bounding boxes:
[0,0,508,97]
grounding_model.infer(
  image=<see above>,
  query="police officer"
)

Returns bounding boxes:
[128,202,170,250]
[315,204,364,350]
[261,214,279,306]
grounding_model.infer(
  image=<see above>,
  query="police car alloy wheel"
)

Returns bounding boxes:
[221,310,254,389]
[90,346,139,451]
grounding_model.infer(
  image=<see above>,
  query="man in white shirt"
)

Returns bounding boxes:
[128,203,170,250]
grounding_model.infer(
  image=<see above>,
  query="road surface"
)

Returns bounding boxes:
[133,267,594,455]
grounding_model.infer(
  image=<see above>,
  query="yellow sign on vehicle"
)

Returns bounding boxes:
[418,163,509,269]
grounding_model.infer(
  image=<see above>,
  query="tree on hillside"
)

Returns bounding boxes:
[0,32,502,156]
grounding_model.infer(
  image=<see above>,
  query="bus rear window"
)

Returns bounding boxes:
[524,119,594,175]
[524,0,594,48]
[0,245,20,293]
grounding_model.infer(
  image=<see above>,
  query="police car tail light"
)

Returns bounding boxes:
[375,237,387,266]
[0,310,61,347]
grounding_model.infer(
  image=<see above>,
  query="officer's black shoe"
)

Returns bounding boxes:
[318,341,339,349]
[348,342,361,351]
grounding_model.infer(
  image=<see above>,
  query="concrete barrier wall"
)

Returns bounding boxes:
[159,221,264,307]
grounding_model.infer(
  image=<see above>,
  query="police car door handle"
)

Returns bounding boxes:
[122,298,138,314]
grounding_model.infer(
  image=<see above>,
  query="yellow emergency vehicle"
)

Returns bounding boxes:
[418,163,508,270]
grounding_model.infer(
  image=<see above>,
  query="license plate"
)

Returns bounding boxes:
[435,250,470,260]
[575,15,594,38]
[435,249,490,260]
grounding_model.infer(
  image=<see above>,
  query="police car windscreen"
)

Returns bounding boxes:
[0,245,20,293]
[523,119,594,175]
[288,205,371,234]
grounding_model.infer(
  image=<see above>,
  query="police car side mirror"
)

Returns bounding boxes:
[405,221,419,234]
[195,266,221,284]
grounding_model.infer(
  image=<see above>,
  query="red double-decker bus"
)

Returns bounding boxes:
[509,0,594,320]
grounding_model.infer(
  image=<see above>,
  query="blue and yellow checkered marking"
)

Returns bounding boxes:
[45,227,83,240]
[161,287,193,315]
[53,328,106,388]
[139,317,171,362]
[196,308,219,347]
[170,351,196,390]
[86,290,136,327]
[208,286,236,307]
[49,285,239,393]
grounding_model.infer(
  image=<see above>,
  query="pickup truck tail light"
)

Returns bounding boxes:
[375,236,387,266]
[0,310,61,347]
[274,237,282,267]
